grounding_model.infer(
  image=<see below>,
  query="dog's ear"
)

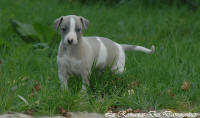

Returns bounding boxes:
[80,16,89,30]
[54,17,63,30]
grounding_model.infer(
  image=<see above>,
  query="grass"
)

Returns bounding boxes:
[0,0,200,115]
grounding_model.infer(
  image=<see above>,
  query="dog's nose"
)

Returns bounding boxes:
[68,39,73,44]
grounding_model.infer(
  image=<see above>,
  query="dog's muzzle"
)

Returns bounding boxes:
[67,39,73,44]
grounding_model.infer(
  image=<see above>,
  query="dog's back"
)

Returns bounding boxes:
[83,36,125,72]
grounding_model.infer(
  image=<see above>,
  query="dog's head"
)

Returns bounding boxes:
[54,15,89,45]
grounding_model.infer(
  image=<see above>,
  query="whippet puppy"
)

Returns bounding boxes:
[54,15,155,90]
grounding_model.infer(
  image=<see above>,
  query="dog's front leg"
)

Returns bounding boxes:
[81,71,89,90]
[58,67,69,90]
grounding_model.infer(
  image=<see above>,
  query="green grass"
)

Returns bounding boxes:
[0,0,200,115]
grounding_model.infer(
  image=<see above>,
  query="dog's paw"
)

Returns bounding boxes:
[151,45,155,53]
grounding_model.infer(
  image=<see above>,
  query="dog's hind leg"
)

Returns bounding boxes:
[112,43,126,73]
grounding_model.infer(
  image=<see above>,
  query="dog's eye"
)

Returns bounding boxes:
[75,28,81,32]
[62,28,68,32]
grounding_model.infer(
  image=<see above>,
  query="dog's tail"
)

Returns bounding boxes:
[121,44,155,54]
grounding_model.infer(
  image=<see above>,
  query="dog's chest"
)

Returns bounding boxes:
[57,54,82,73]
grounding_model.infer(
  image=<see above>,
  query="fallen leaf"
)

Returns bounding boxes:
[26,109,33,115]
[29,82,41,98]
[107,105,118,112]
[34,82,41,91]
[65,113,71,118]
[58,107,66,114]
[58,107,71,118]
[58,106,66,115]
[181,81,192,91]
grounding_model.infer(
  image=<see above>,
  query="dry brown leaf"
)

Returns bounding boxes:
[181,81,192,91]
[34,82,41,91]
[29,82,41,98]
[65,113,71,118]
[107,105,118,112]
[26,109,33,115]
[58,106,66,115]
[58,106,71,118]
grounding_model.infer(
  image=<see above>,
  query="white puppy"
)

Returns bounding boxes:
[54,15,155,90]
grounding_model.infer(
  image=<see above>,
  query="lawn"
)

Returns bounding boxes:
[0,0,200,116]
